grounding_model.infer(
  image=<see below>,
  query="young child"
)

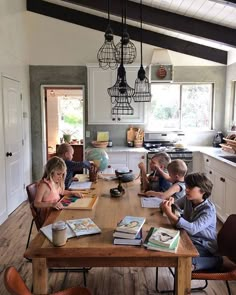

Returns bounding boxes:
[57,143,92,189]
[138,152,171,192]
[144,159,187,200]
[161,172,223,271]
[34,157,82,226]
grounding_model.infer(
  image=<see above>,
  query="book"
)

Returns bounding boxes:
[66,218,101,237]
[116,216,146,235]
[61,194,98,210]
[69,181,92,190]
[40,223,76,243]
[143,227,180,253]
[148,227,180,248]
[113,230,140,239]
[140,197,162,208]
[113,230,142,246]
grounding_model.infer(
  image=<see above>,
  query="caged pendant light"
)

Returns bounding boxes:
[108,0,134,116]
[133,0,151,102]
[115,0,137,65]
[97,0,118,70]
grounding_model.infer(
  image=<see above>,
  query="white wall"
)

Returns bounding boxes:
[0,0,31,224]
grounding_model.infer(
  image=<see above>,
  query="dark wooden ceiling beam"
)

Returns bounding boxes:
[61,0,236,48]
[27,0,227,64]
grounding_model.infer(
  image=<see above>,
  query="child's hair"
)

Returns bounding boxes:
[167,159,187,177]
[42,156,66,190]
[151,152,171,168]
[57,143,72,158]
[185,172,213,200]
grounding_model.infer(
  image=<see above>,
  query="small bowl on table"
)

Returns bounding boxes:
[115,169,135,183]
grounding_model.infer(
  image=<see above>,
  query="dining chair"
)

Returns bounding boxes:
[25,182,90,287]
[4,266,92,295]
[155,214,236,295]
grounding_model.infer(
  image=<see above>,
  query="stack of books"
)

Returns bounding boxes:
[113,216,146,246]
[144,227,180,253]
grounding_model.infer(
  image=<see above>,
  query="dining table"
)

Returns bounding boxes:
[24,177,198,295]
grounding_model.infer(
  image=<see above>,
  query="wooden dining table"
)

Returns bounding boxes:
[24,178,198,295]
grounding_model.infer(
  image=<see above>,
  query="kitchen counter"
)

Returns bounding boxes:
[105,146,147,153]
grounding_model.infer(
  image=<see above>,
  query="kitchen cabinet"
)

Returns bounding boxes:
[87,65,145,124]
[102,150,146,175]
[201,153,236,222]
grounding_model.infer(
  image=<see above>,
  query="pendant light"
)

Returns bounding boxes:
[97,0,118,70]
[108,0,134,115]
[115,0,137,65]
[133,0,151,102]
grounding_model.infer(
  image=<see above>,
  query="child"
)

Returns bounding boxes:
[138,152,171,192]
[57,143,92,189]
[144,159,187,200]
[161,172,223,271]
[34,157,82,226]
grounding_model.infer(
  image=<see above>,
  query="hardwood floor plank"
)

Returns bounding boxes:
[0,201,235,295]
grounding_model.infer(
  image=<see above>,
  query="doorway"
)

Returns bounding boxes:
[43,86,85,162]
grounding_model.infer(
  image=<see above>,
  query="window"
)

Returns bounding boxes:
[147,83,213,131]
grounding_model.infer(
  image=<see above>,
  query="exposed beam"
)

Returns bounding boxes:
[62,0,236,48]
[27,0,227,64]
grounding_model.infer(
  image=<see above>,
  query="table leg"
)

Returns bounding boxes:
[175,257,191,295]
[32,258,48,295]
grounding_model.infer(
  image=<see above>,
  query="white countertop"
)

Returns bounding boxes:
[105,146,147,153]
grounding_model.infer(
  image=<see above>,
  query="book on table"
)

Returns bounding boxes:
[113,229,142,246]
[116,216,146,235]
[143,227,180,253]
[66,218,101,237]
[148,227,180,248]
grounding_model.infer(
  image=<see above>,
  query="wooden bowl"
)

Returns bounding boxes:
[91,141,108,148]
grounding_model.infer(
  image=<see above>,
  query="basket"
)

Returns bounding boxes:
[134,140,143,148]
[91,141,108,148]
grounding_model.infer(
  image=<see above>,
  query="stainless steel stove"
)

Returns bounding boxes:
[144,132,193,173]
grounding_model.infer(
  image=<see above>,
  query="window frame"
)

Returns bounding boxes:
[147,82,214,131]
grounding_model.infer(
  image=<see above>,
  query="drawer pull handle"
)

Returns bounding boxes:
[209,171,212,174]
[108,165,111,168]
[220,177,225,182]
[206,159,209,162]
[141,156,145,159]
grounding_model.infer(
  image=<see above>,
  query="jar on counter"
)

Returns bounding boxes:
[52,221,67,247]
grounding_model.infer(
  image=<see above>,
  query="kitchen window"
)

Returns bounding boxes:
[147,83,213,131]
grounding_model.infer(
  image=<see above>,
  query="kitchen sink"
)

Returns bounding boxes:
[220,155,236,163]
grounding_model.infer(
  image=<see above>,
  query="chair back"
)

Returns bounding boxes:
[4,266,32,295]
[217,214,236,263]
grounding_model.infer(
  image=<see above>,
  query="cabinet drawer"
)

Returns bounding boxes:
[108,152,127,164]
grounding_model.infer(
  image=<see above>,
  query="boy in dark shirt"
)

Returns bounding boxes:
[57,143,92,189]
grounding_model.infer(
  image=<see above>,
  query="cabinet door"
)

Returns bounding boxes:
[224,177,236,221]
[128,152,146,174]
[213,170,226,222]
[88,67,113,124]
[203,166,215,203]
[102,152,128,174]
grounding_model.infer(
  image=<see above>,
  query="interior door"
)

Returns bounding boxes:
[3,76,25,214]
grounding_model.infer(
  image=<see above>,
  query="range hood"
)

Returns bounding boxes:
[149,49,173,82]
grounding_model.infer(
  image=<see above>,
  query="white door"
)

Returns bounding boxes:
[2,76,24,214]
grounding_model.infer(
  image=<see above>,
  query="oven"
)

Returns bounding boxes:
[144,132,193,174]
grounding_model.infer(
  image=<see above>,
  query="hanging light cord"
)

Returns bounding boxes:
[140,0,143,67]
[107,0,110,26]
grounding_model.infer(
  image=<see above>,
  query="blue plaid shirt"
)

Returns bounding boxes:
[64,159,91,189]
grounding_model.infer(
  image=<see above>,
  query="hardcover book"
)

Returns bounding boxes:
[66,218,101,237]
[116,216,146,234]
[149,227,180,248]
[113,230,141,239]
[113,229,142,246]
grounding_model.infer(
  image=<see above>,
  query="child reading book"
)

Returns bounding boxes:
[34,156,82,226]
[161,172,223,271]
[57,143,92,189]
[144,159,187,200]
[138,152,171,192]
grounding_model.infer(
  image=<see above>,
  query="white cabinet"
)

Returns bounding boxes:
[87,65,145,124]
[201,153,236,222]
[128,152,146,174]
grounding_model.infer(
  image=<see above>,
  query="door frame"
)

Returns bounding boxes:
[40,84,85,165]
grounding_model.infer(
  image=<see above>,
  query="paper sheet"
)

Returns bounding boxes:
[141,197,162,208]
[69,181,92,190]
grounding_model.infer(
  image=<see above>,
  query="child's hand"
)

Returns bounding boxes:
[72,176,79,182]
[138,162,145,170]
[53,201,64,210]
[161,199,172,214]
[72,192,83,198]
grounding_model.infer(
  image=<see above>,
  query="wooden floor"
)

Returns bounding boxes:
[0,201,235,295]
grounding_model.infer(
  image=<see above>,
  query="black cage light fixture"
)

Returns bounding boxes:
[133,0,151,102]
[108,0,134,115]
[115,0,137,65]
[97,0,118,70]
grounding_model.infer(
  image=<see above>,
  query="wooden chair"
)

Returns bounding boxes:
[25,182,90,287]
[4,266,92,295]
[156,214,236,294]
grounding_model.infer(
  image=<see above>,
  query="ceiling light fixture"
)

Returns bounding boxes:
[97,0,118,70]
[133,0,151,103]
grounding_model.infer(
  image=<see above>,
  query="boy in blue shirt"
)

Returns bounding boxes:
[161,172,223,271]
[57,143,92,189]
